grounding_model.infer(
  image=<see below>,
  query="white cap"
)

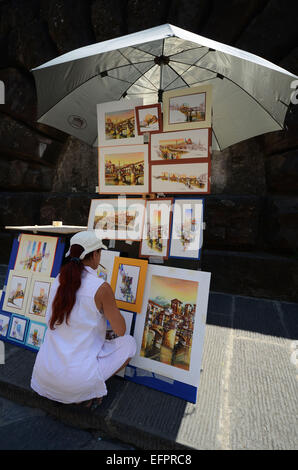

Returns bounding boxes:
[65,230,108,259]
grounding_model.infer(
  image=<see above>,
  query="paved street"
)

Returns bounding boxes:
[0,395,135,450]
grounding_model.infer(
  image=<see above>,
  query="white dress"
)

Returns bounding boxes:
[31,266,135,404]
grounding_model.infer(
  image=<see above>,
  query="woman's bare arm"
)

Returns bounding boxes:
[95,282,126,336]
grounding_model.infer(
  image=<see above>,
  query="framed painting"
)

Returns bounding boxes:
[139,199,173,259]
[7,314,29,344]
[98,145,149,195]
[110,257,148,313]
[14,234,58,277]
[2,270,32,315]
[135,103,162,135]
[150,161,210,194]
[97,99,143,147]
[163,84,212,132]
[0,312,11,338]
[106,310,135,377]
[25,320,47,350]
[97,249,120,283]
[169,198,204,260]
[88,198,146,241]
[130,264,211,390]
[150,128,211,162]
[25,274,55,324]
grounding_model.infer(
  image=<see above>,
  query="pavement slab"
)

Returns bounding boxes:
[0,291,297,450]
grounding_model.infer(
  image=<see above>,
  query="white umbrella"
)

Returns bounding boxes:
[31,24,297,151]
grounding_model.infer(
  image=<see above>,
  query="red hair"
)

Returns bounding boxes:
[49,244,96,330]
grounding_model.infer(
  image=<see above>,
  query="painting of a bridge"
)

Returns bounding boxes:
[99,145,149,194]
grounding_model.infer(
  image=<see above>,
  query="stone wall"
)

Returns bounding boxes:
[0,0,297,301]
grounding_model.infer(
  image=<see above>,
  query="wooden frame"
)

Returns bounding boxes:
[163,84,212,132]
[149,128,210,163]
[135,103,162,135]
[98,144,149,195]
[110,257,148,313]
[97,99,143,147]
[25,274,55,324]
[2,270,32,315]
[139,198,173,260]
[88,198,146,241]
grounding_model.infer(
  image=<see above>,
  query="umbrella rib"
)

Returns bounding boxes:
[117,63,158,99]
[164,63,190,89]
[118,49,159,91]
[166,45,205,58]
[171,61,284,129]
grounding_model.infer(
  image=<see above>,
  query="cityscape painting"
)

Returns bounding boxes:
[97,99,143,147]
[99,145,149,194]
[26,275,54,324]
[150,129,209,162]
[150,162,209,194]
[130,264,211,388]
[3,270,32,315]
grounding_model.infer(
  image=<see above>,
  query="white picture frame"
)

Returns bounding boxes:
[14,234,58,277]
[97,250,120,284]
[2,270,32,315]
[130,264,211,387]
[99,144,149,195]
[25,274,55,324]
[97,99,143,147]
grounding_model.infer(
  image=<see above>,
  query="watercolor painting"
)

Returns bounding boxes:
[0,314,10,338]
[14,234,58,276]
[140,274,198,370]
[150,162,209,194]
[150,129,209,161]
[140,199,172,259]
[3,270,32,315]
[169,92,206,124]
[97,99,143,147]
[130,264,211,387]
[28,280,51,317]
[8,315,27,342]
[115,264,140,304]
[136,104,162,135]
[25,321,47,350]
[97,250,120,283]
[169,199,203,259]
[88,198,145,241]
[99,145,149,194]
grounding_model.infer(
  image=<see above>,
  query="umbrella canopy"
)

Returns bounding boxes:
[31,24,297,151]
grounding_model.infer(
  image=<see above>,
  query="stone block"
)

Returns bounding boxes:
[0,68,37,122]
[0,192,41,228]
[39,193,94,226]
[201,249,298,302]
[0,158,54,192]
[167,0,210,33]
[261,195,298,254]
[91,0,127,42]
[127,0,171,33]
[204,195,261,250]
[265,150,298,194]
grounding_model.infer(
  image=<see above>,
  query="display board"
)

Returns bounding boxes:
[0,233,65,352]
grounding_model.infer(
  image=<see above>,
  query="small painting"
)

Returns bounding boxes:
[25,275,54,324]
[169,198,204,260]
[8,315,28,343]
[25,320,47,350]
[110,257,148,313]
[139,199,173,259]
[88,198,146,241]
[0,313,10,338]
[163,85,212,132]
[150,128,210,162]
[99,145,149,194]
[3,270,32,315]
[14,234,58,276]
[97,99,143,147]
[97,250,120,283]
[135,103,162,135]
[150,162,210,194]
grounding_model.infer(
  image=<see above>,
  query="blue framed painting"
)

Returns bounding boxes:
[169,197,204,260]
[7,314,29,345]
[25,320,47,351]
[0,312,11,339]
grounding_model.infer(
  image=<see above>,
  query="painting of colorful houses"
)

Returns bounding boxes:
[140,274,198,371]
